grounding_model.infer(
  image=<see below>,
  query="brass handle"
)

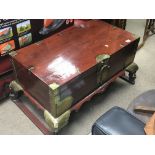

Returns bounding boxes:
[97,64,110,85]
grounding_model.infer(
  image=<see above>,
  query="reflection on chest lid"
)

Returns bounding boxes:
[47,57,79,79]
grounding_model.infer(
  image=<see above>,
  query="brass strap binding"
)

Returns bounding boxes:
[49,83,73,117]
[44,109,71,133]
[96,54,110,85]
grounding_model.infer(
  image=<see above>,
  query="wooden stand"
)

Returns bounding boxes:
[10,69,134,134]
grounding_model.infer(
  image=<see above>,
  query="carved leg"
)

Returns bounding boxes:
[120,62,139,84]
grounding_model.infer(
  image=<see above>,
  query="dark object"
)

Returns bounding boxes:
[128,89,155,123]
[92,106,145,135]
[10,20,139,132]
[120,62,139,84]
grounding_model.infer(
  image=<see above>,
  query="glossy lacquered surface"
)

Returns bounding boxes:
[14,20,138,86]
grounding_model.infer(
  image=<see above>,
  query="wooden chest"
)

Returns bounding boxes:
[10,20,139,132]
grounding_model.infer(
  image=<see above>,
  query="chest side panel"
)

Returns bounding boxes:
[12,58,51,111]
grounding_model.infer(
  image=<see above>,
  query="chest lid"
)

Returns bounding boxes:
[12,20,138,86]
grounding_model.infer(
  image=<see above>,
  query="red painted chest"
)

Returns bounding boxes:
[10,20,139,132]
